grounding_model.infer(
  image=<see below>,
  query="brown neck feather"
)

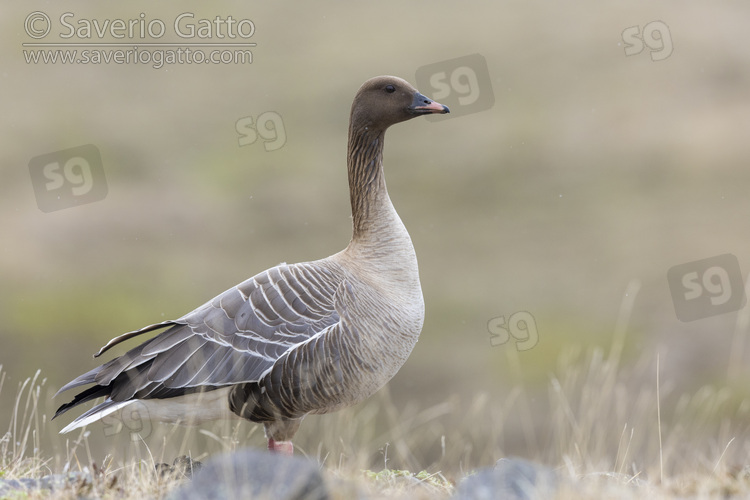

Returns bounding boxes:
[347,121,387,240]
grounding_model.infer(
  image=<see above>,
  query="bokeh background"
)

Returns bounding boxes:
[2,1,750,475]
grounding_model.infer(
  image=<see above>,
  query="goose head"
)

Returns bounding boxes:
[349,76,450,132]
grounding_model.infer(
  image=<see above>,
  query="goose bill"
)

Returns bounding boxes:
[410,92,450,114]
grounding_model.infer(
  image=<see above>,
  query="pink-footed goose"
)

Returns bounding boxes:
[53,76,449,455]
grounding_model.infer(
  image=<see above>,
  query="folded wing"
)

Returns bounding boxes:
[54,261,342,423]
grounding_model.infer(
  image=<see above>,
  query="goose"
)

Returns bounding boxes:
[53,75,449,455]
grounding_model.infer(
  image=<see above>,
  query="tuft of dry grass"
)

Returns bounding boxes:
[1,368,49,480]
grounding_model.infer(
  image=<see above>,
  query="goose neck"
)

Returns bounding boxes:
[347,124,390,240]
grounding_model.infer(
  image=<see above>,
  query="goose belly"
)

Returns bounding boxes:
[311,304,425,414]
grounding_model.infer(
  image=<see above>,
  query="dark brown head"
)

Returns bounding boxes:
[349,76,449,132]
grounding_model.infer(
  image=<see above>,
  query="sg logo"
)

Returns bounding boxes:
[667,254,746,322]
[236,111,287,151]
[488,311,538,351]
[101,401,152,441]
[28,144,107,213]
[415,53,494,120]
[622,21,673,62]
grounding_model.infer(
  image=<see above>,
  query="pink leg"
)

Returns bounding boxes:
[267,439,294,456]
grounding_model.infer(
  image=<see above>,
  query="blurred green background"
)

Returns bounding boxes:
[2,1,750,469]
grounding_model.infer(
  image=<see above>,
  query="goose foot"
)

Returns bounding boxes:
[267,439,294,456]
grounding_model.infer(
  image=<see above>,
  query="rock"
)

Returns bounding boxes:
[169,449,329,500]
[155,462,174,477]
[172,455,203,478]
[452,457,558,500]
[155,455,203,479]
[0,479,34,496]
[0,471,93,497]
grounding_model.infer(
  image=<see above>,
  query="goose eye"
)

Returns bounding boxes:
[385,85,395,93]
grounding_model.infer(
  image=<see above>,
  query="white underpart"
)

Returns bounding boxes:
[59,387,238,434]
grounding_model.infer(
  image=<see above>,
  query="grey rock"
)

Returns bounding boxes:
[155,455,203,479]
[169,449,329,500]
[0,471,92,496]
[0,479,32,496]
[452,457,558,500]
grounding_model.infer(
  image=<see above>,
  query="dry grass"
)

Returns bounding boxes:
[3,289,750,500]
